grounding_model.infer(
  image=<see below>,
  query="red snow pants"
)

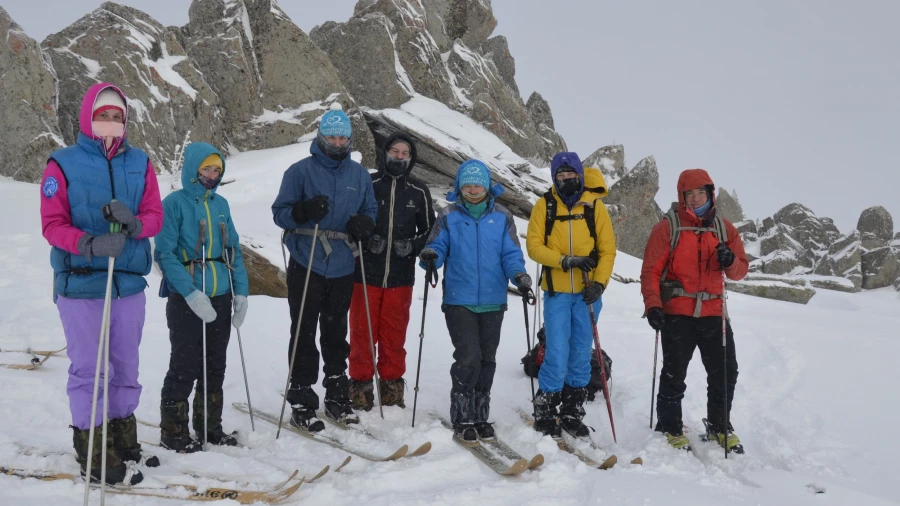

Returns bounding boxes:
[348,283,413,381]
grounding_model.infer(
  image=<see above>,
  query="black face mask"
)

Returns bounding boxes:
[557,178,581,198]
[316,133,352,161]
[384,154,410,177]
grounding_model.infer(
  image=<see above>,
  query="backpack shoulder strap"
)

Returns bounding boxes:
[713,215,727,244]
[661,202,680,281]
[583,198,598,241]
[543,188,556,245]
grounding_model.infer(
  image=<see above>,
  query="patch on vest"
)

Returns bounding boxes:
[42,177,59,198]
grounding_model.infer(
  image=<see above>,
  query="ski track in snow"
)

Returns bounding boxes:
[1,161,899,505]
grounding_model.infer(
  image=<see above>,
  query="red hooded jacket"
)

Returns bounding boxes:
[640,169,748,317]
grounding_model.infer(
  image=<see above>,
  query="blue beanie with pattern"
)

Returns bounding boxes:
[319,106,352,138]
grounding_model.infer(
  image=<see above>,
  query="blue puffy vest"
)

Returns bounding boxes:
[49,133,152,299]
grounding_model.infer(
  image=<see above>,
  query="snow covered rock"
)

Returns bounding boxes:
[716,188,744,223]
[812,230,862,290]
[525,92,567,159]
[481,35,518,96]
[185,0,375,165]
[726,274,816,304]
[604,155,664,259]
[583,144,627,187]
[857,206,894,251]
[861,245,900,290]
[757,223,814,275]
[0,7,63,183]
[43,2,224,173]
[773,203,841,254]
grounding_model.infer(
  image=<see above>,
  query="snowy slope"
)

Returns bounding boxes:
[1,162,899,506]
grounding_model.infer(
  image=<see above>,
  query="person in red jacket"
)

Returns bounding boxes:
[640,168,748,453]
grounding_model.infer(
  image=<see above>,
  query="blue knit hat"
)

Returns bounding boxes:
[456,159,491,190]
[319,105,352,137]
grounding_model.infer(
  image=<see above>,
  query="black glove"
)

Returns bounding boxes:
[392,239,413,258]
[582,281,605,304]
[561,255,597,272]
[420,248,438,266]
[102,201,142,238]
[77,233,126,262]
[716,243,735,268]
[646,307,665,331]
[291,195,329,224]
[514,272,532,291]
[368,235,387,255]
[346,214,375,243]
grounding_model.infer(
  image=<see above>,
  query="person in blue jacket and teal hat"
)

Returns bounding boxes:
[272,104,378,431]
[419,159,532,442]
[154,141,249,452]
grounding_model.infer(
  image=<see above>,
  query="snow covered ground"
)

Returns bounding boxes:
[1,146,899,505]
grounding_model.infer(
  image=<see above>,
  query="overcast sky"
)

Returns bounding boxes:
[6,0,897,232]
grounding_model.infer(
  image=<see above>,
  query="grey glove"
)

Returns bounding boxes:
[185,290,217,323]
[77,233,126,262]
[514,272,532,290]
[232,295,248,329]
[392,239,413,258]
[102,201,142,238]
[368,235,387,255]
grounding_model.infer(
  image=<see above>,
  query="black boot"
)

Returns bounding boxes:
[453,423,478,442]
[473,390,494,440]
[193,391,238,446]
[159,400,202,453]
[532,390,562,437]
[324,375,359,424]
[108,414,160,467]
[560,385,590,438]
[72,425,143,485]
[287,385,325,432]
[450,391,477,441]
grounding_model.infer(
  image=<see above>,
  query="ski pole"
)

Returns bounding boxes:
[581,270,617,444]
[521,285,536,402]
[722,269,729,459]
[277,223,319,438]
[199,219,209,451]
[650,330,659,429]
[221,223,254,431]
[84,220,120,506]
[411,263,438,428]
[357,243,384,419]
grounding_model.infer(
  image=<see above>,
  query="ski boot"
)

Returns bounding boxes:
[379,378,406,408]
[453,423,478,443]
[73,425,143,485]
[349,378,374,411]
[324,375,360,424]
[108,414,160,466]
[324,400,360,425]
[532,390,562,437]
[290,406,325,432]
[702,418,744,454]
[160,400,203,453]
[664,432,692,452]
[473,390,494,440]
[559,385,591,438]
[193,391,239,446]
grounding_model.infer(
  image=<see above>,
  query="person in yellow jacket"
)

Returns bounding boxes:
[526,152,616,437]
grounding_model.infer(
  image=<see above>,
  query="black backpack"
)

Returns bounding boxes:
[521,325,613,402]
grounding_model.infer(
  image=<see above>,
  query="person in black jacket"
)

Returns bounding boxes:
[349,132,435,410]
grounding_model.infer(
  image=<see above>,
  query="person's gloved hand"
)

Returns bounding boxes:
[561,255,597,272]
[232,295,248,329]
[582,281,605,304]
[514,272,532,291]
[346,215,375,243]
[367,235,387,255]
[291,195,329,224]
[393,239,413,258]
[419,248,438,267]
[716,243,735,268]
[102,201,142,238]
[646,307,665,331]
[77,233,126,262]
[185,290,217,323]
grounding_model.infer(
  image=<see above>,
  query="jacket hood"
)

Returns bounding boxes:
[181,142,225,197]
[80,82,129,154]
[550,152,585,208]
[676,168,716,208]
[377,131,417,178]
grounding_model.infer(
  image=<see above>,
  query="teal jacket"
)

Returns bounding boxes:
[154,142,249,298]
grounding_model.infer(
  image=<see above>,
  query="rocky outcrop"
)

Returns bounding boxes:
[525,92,567,158]
[0,7,63,183]
[604,156,663,258]
[861,246,900,290]
[242,245,286,298]
[481,35,518,96]
[812,230,862,290]
[43,2,224,172]
[716,188,744,223]
[583,145,626,187]
[857,206,893,250]
[726,274,816,304]
[184,0,375,166]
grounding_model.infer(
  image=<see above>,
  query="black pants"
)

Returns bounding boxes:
[443,305,505,394]
[286,258,353,406]
[160,293,232,402]
[656,314,738,434]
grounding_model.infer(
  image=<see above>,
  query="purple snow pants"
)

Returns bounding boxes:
[57,292,146,430]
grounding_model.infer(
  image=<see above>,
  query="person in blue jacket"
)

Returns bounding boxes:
[419,159,532,442]
[272,104,378,431]
[154,142,249,452]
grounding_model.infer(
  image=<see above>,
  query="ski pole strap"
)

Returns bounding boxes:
[425,263,439,288]
[286,228,357,258]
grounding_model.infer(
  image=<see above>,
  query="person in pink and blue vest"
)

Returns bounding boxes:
[39,83,163,485]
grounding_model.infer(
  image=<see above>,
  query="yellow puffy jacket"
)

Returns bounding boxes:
[526,167,617,294]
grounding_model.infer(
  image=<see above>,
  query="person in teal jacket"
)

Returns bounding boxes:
[153,142,249,452]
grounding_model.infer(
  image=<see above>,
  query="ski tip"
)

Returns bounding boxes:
[502,459,530,476]
[385,445,409,460]
[408,441,432,457]
[599,455,617,470]
[335,455,352,472]
[630,457,643,466]
[307,465,329,483]
[528,454,544,469]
